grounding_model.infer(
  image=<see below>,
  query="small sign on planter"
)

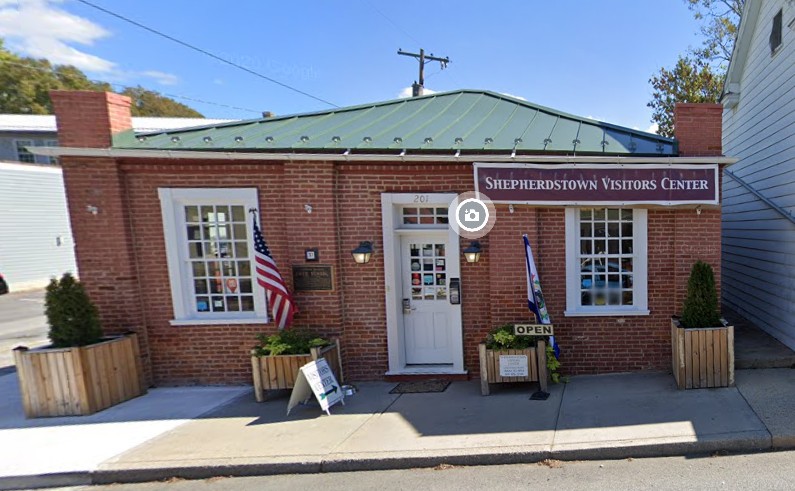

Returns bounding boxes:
[499,355,529,377]
[286,358,344,416]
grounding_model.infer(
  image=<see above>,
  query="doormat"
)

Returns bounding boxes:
[389,380,451,394]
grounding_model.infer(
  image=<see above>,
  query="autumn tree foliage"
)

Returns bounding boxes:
[647,0,744,137]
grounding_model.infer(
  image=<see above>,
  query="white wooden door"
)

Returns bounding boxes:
[400,234,456,364]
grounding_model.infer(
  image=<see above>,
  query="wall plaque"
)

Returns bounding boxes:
[293,265,334,291]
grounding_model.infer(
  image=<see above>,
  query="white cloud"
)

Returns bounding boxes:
[141,70,179,86]
[0,0,179,87]
[398,86,438,98]
[0,0,115,72]
[646,123,660,134]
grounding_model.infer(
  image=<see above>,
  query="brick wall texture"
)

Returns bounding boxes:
[52,93,725,385]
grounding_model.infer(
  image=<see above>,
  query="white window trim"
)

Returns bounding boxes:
[564,208,649,317]
[159,187,269,325]
[14,139,35,163]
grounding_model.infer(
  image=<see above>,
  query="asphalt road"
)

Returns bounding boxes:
[0,289,48,371]
[55,451,795,491]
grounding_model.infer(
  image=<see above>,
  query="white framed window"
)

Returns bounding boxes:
[159,188,268,325]
[564,208,648,316]
[14,139,35,163]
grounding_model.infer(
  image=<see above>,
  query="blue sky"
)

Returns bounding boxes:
[0,0,707,131]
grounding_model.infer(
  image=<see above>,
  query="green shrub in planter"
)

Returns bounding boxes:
[484,324,536,350]
[253,330,330,356]
[680,260,721,329]
[45,273,102,348]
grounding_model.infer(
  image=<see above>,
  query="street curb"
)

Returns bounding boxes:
[0,433,775,489]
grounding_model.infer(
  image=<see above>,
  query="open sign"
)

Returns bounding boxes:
[514,324,554,336]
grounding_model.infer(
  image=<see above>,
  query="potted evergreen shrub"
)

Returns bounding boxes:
[250,330,343,402]
[478,324,549,396]
[13,273,145,417]
[671,261,734,389]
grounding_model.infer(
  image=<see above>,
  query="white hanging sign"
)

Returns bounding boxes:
[286,358,344,416]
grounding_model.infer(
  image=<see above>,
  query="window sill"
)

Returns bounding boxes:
[170,317,269,326]
[564,309,650,317]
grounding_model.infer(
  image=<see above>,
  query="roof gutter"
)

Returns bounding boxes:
[29,146,738,165]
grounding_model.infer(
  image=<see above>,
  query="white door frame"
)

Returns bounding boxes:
[381,193,465,375]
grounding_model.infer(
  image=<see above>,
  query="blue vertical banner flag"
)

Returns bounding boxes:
[523,234,559,359]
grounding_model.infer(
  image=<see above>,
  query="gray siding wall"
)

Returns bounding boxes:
[722,0,795,349]
[0,162,76,291]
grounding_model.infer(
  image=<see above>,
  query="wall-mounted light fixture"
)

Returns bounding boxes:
[463,241,482,263]
[351,241,374,264]
[304,204,313,214]
[86,205,98,215]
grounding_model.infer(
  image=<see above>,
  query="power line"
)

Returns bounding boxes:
[367,2,422,46]
[0,58,262,114]
[74,0,339,108]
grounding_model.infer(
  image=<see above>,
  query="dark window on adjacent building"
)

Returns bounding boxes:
[770,9,783,54]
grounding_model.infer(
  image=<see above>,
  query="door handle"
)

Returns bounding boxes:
[402,298,416,314]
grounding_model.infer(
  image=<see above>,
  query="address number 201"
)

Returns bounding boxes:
[414,195,429,203]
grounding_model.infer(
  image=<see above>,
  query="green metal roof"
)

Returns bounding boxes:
[113,90,677,156]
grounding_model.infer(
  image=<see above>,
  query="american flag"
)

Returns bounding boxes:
[253,218,296,329]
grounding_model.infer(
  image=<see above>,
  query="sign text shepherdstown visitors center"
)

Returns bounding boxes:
[476,164,719,205]
[35,90,734,386]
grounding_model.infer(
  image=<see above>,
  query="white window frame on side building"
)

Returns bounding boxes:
[564,207,649,317]
[158,187,269,325]
[14,139,35,163]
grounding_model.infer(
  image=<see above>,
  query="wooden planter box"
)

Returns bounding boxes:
[251,339,343,402]
[478,340,547,396]
[671,318,734,389]
[13,334,146,418]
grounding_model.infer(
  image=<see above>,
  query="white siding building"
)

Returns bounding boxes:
[0,162,76,291]
[722,0,795,349]
[0,115,235,291]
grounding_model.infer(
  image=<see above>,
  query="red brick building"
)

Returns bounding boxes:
[40,90,731,386]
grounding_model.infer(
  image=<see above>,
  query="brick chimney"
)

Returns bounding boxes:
[674,103,723,156]
[50,90,132,148]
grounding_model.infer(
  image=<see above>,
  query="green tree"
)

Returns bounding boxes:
[45,273,103,348]
[0,38,202,117]
[647,55,723,137]
[121,85,202,117]
[647,0,744,136]
[681,261,722,328]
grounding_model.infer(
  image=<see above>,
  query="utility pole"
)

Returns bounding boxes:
[397,48,450,97]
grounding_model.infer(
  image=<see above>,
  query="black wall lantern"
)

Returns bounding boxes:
[463,241,482,263]
[351,241,374,264]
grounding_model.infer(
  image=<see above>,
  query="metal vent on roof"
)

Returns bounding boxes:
[363,136,372,143]
[332,136,341,143]
[234,136,244,143]
[300,135,310,143]
[170,136,180,143]
[454,137,464,145]
[393,137,403,144]
[203,136,212,143]
[424,137,433,144]
[484,137,493,145]
[265,136,274,143]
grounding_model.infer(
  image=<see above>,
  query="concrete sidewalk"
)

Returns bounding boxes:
[2,369,794,489]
